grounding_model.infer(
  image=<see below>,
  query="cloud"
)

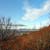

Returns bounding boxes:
[35,19,49,29]
[22,0,50,21]
[17,0,50,29]
[17,19,49,29]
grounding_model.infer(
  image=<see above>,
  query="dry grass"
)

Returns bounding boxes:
[0,25,50,50]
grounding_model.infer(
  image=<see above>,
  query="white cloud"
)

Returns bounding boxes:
[35,19,49,29]
[17,0,50,29]
[16,18,50,29]
[22,0,50,21]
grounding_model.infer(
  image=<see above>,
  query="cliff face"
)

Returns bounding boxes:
[1,25,50,50]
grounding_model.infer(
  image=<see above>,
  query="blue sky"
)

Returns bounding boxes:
[0,0,50,29]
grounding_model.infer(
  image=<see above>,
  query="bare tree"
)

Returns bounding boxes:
[0,16,12,40]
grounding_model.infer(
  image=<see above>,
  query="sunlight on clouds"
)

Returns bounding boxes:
[22,0,50,21]
[18,0,50,29]
[17,18,49,29]
[17,25,33,29]
[36,19,49,29]
[43,0,50,11]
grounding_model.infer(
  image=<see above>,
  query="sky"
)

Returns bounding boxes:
[0,0,50,29]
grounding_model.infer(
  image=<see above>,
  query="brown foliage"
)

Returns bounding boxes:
[0,25,50,50]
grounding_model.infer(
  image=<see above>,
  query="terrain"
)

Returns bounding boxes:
[0,25,50,50]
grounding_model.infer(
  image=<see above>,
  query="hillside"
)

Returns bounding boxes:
[0,25,50,50]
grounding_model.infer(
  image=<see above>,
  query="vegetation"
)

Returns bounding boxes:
[0,17,12,41]
[0,17,50,50]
